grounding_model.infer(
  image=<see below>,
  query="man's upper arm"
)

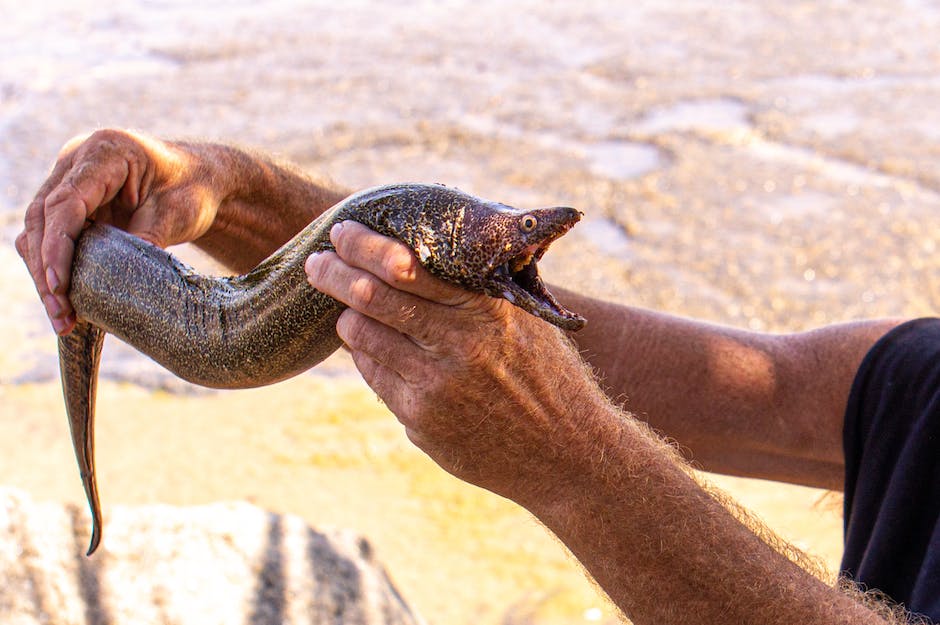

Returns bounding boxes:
[779,318,905,486]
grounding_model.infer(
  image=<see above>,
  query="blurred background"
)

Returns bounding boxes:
[2,1,940,624]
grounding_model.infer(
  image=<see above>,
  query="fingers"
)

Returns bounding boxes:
[306,220,509,339]
[339,310,421,424]
[41,148,130,295]
[18,130,139,333]
[306,249,465,349]
[337,308,425,386]
[20,159,78,333]
[329,221,475,306]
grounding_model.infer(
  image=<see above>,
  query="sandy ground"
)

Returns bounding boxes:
[0,377,845,625]
[3,2,940,624]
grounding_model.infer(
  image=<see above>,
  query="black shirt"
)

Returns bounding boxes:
[842,318,940,621]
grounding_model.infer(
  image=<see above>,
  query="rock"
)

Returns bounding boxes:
[0,487,422,625]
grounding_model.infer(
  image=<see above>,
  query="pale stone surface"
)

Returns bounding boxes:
[0,487,421,625]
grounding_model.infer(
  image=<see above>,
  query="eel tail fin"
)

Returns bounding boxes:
[57,320,106,556]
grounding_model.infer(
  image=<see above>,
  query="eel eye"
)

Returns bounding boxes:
[520,214,538,233]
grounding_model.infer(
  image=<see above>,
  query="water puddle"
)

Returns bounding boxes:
[761,191,839,225]
[575,217,633,261]
[800,110,861,139]
[633,98,750,135]
[581,140,664,180]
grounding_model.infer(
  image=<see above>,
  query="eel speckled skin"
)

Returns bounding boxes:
[58,183,585,555]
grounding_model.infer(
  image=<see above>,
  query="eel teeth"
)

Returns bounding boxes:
[509,251,536,274]
[498,245,540,278]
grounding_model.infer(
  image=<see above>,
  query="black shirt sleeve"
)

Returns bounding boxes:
[841,318,940,621]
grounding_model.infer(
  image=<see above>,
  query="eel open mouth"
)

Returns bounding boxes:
[488,213,586,331]
[493,243,547,293]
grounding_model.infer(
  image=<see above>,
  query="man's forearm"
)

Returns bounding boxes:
[304,221,911,625]
[189,143,349,271]
[524,404,893,625]
[554,286,900,488]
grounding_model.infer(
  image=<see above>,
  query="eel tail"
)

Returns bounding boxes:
[57,320,106,556]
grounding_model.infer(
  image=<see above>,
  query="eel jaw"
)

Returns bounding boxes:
[489,244,586,331]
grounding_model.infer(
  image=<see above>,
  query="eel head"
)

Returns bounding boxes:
[447,202,587,331]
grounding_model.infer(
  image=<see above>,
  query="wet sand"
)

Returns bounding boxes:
[2,2,940,624]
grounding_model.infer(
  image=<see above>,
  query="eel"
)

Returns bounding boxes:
[58,182,586,555]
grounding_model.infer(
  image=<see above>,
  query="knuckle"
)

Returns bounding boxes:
[123,146,143,178]
[381,248,419,287]
[461,336,498,371]
[68,129,128,172]
[347,274,381,311]
[458,316,514,367]
[43,187,86,222]
[463,296,512,326]
[68,160,100,186]
[61,128,123,160]
[58,132,92,159]
[43,180,75,207]
[85,128,124,149]
[23,199,44,225]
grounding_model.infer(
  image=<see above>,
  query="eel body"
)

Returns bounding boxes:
[59,183,585,555]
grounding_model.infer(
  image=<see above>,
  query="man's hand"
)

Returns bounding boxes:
[305,221,901,625]
[304,220,611,503]
[16,129,222,334]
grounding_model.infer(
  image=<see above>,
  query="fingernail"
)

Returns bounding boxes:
[46,267,61,294]
[51,316,68,335]
[44,294,63,319]
[329,221,345,240]
[304,252,322,273]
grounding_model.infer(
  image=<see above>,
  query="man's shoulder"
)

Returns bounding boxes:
[850,317,940,407]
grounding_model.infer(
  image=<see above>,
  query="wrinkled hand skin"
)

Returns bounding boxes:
[15,129,218,335]
[305,220,610,503]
